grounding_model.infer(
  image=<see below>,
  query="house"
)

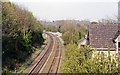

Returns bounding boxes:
[78,1,120,55]
[77,38,86,48]
[86,24,120,56]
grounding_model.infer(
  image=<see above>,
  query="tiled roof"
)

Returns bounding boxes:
[89,24,118,48]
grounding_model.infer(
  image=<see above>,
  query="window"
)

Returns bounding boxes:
[119,42,120,48]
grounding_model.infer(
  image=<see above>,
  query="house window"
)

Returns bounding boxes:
[119,42,120,48]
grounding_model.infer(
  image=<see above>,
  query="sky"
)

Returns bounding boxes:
[9,0,119,21]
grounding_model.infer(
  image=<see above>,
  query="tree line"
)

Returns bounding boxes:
[2,2,44,72]
[43,20,88,44]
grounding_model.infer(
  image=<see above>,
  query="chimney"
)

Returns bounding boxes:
[118,1,120,31]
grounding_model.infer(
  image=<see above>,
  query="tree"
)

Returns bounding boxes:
[2,2,44,72]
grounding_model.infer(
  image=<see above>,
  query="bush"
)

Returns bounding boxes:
[61,44,119,73]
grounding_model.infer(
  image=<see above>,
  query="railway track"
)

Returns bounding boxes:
[47,36,62,74]
[40,35,62,74]
[24,32,63,75]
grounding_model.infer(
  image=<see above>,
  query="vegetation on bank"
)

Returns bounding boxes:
[61,44,119,73]
[2,2,44,72]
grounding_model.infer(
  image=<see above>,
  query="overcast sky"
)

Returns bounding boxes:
[9,0,119,21]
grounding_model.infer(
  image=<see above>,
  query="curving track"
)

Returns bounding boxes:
[24,32,63,75]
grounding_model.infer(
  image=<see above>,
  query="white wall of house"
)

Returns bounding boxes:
[92,50,118,66]
[93,51,117,58]
[118,35,120,41]
[115,35,120,53]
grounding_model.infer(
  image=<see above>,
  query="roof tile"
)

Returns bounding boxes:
[89,24,118,48]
